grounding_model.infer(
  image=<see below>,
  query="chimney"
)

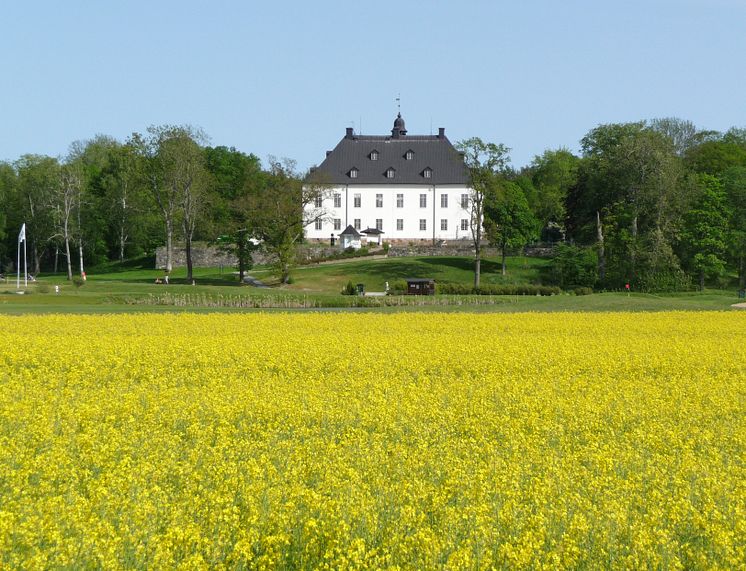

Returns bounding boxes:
[345,127,354,138]
[326,151,332,157]
[438,128,445,139]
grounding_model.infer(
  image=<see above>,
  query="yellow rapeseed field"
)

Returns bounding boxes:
[0,312,744,570]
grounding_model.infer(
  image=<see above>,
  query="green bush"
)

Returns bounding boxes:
[72,276,86,288]
[35,283,50,294]
[549,244,598,288]
[573,286,593,296]
[387,279,408,295]
[341,280,357,295]
[437,282,561,296]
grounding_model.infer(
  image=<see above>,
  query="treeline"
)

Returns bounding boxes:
[1,118,745,290]
[465,118,746,291]
[0,125,326,284]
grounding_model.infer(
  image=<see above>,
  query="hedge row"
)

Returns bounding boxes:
[436,283,561,296]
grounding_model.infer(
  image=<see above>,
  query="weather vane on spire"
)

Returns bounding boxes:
[396,94,401,114]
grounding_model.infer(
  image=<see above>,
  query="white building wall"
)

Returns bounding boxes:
[306,184,473,242]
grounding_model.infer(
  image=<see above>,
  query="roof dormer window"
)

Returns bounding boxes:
[405,150,414,160]
[423,167,433,179]
[370,150,379,161]
[386,167,396,179]
[349,167,358,179]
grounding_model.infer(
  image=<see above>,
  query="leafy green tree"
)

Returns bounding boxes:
[456,137,511,288]
[0,162,14,267]
[484,181,538,275]
[685,140,746,175]
[570,123,685,286]
[549,244,598,289]
[250,158,328,284]
[205,146,263,282]
[721,166,746,288]
[529,148,579,241]
[133,125,211,278]
[681,175,731,290]
[13,155,60,275]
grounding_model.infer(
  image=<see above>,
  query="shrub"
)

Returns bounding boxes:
[549,244,598,289]
[574,286,593,296]
[341,281,357,295]
[72,276,86,288]
[387,279,408,295]
[36,283,50,294]
[437,282,561,296]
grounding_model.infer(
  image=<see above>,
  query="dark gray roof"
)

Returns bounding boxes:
[361,228,385,235]
[312,118,469,186]
[339,225,361,237]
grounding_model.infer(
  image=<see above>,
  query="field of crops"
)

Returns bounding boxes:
[0,312,743,569]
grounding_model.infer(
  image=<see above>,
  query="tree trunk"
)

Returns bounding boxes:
[596,211,605,281]
[165,220,173,273]
[739,254,745,289]
[54,246,59,274]
[119,224,126,263]
[501,243,507,276]
[78,243,85,278]
[474,252,481,289]
[238,238,246,283]
[64,236,72,281]
[699,270,705,291]
[630,215,638,280]
[185,234,193,281]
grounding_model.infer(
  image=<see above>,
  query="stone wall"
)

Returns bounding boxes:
[155,245,238,269]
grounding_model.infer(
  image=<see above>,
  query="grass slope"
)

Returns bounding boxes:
[0,255,742,314]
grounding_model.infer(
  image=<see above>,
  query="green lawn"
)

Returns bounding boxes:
[0,255,742,314]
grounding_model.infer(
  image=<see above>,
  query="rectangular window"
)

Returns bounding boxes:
[376,193,383,207]
[314,196,323,208]
[461,219,469,231]
[376,218,383,231]
[333,193,342,208]
[424,169,432,179]
[396,219,403,231]
[461,194,469,209]
[333,218,341,231]
[396,193,404,208]
[354,193,361,208]
[419,219,427,231]
[419,194,427,208]
[354,218,361,230]
[441,219,448,231]
[315,219,323,230]
[441,194,448,208]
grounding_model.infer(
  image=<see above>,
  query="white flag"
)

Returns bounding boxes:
[18,223,26,243]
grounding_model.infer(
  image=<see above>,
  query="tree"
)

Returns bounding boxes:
[721,166,746,288]
[571,123,686,287]
[529,148,579,241]
[0,162,14,267]
[251,158,329,284]
[456,137,511,288]
[649,117,717,157]
[53,159,82,280]
[681,175,731,290]
[484,181,538,275]
[133,125,210,278]
[13,155,59,275]
[205,146,263,282]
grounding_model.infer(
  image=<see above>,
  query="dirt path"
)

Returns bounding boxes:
[731,302,746,309]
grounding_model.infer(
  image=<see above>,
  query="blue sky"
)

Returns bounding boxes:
[1,0,744,170]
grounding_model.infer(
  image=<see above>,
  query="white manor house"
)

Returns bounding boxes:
[305,114,472,244]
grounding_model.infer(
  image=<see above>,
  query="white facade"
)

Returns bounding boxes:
[307,184,473,243]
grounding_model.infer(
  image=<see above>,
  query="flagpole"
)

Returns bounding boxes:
[23,234,28,288]
[16,236,20,290]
